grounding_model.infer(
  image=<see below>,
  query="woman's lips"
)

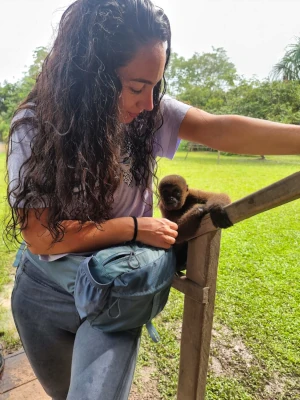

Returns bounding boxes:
[128,112,139,119]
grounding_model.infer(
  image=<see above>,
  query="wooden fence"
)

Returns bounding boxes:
[172,171,300,399]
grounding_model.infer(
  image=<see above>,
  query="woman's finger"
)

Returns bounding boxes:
[162,219,178,230]
[163,235,176,245]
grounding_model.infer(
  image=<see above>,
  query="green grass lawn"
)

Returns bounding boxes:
[0,153,16,284]
[148,152,300,399]
[0,151,299,399]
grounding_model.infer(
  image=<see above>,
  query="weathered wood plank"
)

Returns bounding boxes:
[225,171,300,224]
[172,273,208,304]
[1,380,50,400]
[0,351,36,394]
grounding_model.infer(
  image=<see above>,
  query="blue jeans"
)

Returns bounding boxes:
[11,257,141,400]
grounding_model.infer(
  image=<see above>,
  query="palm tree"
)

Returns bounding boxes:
[272,37,300,81]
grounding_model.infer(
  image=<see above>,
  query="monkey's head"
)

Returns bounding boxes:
[158,175,189,211]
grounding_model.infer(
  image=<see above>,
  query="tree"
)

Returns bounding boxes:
[0,116,9,142]
[20,47,48,97]
[165,52,187,96]
[0,46,48,142]
[178,85,227,114]
[0,81,21,142]
[272,37,300,81]
[225,78,300,124]
[165,47,239,96]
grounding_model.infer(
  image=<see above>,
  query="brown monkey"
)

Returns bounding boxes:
[158,174,232,245]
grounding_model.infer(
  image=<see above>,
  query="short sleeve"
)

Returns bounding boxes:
[7,109,37,207]
[154,96,191,159]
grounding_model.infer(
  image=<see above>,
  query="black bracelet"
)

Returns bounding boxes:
[131,216,138,242]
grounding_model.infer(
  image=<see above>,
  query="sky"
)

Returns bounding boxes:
[1,0,300,85]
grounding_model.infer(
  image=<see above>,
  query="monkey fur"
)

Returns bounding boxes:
[158,174,233,245]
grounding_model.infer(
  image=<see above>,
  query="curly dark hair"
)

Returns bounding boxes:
[6,0,171,244]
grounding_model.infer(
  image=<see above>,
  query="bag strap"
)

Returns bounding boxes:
[13,241,27,268]
[146,321,161,343]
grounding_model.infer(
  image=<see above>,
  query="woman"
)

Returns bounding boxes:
[6,0,300,399]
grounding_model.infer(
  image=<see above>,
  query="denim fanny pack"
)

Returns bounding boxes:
[18,243,176,342]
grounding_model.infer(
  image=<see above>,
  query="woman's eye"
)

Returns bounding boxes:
[129,87,143,94]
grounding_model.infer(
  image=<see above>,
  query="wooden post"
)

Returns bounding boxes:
[177,228,221,400]
[173,171,300,400]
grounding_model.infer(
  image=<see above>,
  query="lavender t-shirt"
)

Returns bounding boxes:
[8,96,191,260]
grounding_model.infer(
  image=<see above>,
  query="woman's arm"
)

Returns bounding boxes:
[179,107,300,155]
[20,208,178,255]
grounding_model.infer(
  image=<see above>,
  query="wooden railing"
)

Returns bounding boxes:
[172,171,300,399]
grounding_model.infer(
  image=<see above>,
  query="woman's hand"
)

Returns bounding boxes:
[136,217,178,249]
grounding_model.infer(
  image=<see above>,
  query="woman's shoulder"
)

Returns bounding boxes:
[160,95,192,118]
[158,95,192,133]
[153,96,192,159]
[10,103,37,143]
[8,104,37,162]
[11,103,36,125]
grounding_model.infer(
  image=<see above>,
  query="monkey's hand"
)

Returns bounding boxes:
[208,204,233,229]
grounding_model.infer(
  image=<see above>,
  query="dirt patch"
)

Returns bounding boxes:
[130,363,161,400]
[128,319,300,400]
[210,324,254,375]
[264,373,286,397]
[0,280,20,355]
[0,283,13,310]
[209,322,300,399]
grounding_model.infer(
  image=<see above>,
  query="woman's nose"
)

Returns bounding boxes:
[142,90,154,112]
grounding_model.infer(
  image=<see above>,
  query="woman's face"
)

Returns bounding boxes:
[117,41,166,124]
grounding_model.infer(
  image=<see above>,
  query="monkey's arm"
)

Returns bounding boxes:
[176,204,207,243]
[176,192,232,243]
